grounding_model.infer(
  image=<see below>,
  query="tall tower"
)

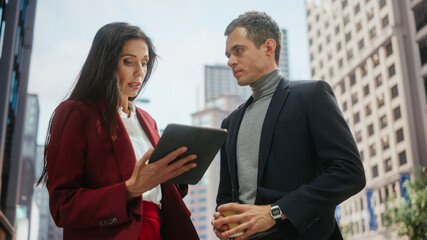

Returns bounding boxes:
[204,65,252,103]
[305,0,427,239]
[0,1,38,238]
[280,29,290,77]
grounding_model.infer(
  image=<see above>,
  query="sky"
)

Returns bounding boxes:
[28,0,311,144]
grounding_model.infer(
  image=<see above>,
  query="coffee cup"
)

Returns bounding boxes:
[220,210,243,237]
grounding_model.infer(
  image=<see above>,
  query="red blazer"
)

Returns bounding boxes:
[47,100,199,240]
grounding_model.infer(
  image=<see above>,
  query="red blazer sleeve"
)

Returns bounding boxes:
[47,101,140,229]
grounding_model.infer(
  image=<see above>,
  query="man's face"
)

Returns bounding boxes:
[225,27,268,86]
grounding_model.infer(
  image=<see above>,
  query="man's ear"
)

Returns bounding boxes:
[264,38,277,59]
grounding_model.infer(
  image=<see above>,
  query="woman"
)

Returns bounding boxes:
[38,22,199,239]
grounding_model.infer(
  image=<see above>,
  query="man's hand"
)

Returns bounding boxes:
[212,211,230,240]
[212,203,277,240]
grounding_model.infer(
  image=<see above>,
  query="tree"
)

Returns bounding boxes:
[384,167,427,240]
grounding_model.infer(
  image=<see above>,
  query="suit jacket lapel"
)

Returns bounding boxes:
[257,78,290,185]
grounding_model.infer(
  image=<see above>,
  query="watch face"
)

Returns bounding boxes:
[272,208,281,216]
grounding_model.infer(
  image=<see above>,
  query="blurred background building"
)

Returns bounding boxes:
[187,28,290,240]
[0,0,37,239]
[305,0,427,239]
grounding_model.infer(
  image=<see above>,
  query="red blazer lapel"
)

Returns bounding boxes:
[111,116,137,181]
[135,107,160,147]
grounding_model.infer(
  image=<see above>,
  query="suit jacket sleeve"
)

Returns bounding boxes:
[47,101,139,229]
[216,117,234,208]
[277,81,365,234]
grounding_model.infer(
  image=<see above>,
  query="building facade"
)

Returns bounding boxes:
[188,94,247,240]
[0,0,38,239]
[305,0,427,239]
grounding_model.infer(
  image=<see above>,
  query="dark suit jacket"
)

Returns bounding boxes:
[217,78,366,240]
[47,100,198,240]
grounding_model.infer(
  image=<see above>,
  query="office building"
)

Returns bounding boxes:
[16,94,39,240]
[0,0,38,239]
[305,0,427,239]
[188,94,247,240]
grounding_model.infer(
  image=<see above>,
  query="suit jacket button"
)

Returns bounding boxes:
[99,220,104,226]
[112,217,118,223]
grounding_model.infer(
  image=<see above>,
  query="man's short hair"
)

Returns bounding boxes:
[225,11,282,64]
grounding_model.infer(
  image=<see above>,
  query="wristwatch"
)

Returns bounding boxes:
[270,204,282,224]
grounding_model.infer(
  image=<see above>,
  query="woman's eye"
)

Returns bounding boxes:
[141,62,147,67]
[124,59,133,65]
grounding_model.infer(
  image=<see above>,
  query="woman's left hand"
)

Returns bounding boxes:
[125,147,197,201]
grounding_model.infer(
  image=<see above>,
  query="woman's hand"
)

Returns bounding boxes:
[125,147,197,201]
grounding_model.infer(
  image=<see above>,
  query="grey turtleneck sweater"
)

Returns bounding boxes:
[237,69,283,204]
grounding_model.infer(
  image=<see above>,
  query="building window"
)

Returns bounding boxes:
[372,165,379,178]
[318,44,323,53]
[393,106,401,120]
[369,27,377,39]
[368,123,374,136]
[388,64,396,77]
[338,58,343,67]
[377,93,385,108]
[351,92,358,105]
[339,79,346,93]
[364,84,370,96]
[354,112,360,124]
[342,0,348,8]
[384,158,392,172]
[373,53,380,67]
[391,84,399,98]
[419,36,427,66]
[367,9,374,21]
[344,14,350,25]
[327,35,331,44]
[369,144,376,156]
[358,39,365,49]
[396,128,404,143]
[399,150,407,166]
[337,41,342,51]
[386,42,393,57]
[329,67,334,77]
[345,32,352,42]
[354,3,360,14]
[356,21,362,32]
[347,49,354,60]
[311,68,316,77]
[366,103,372,116]
[360,150,364,161]
[413,0,427,31]
[361,63,368,77]
[355,130,362,143]
[349,73,356,86]
[342,101,348,111]
[382,15,389,28]
[335,25,340,34]
[376,74,383,87]
[379,0,386,9]
[382,135,390,150]
[380,115,387,128]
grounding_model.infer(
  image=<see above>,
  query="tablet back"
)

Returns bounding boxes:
[149,123,227,184]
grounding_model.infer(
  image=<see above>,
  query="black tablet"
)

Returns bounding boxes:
[149,123,228,184]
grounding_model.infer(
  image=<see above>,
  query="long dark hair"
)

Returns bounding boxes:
[37,22,157,185]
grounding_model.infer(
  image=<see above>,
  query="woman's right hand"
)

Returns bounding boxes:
[125,147,197,201]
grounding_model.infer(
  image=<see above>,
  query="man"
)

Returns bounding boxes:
[212,11,366,240]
